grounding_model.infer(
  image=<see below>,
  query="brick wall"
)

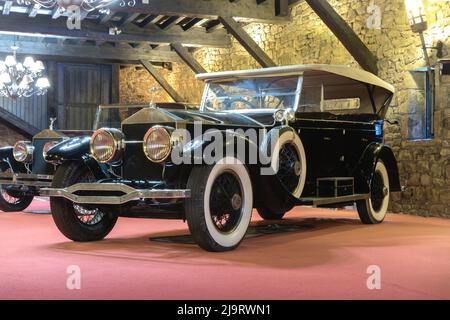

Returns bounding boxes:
[0,122,26,147]
[120,0,450,217]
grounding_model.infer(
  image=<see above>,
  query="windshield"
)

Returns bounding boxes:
[202,76,301,112]
[94,106,144,130]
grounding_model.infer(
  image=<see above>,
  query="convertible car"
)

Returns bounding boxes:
[43,65,400,252]
[0,103,190,212]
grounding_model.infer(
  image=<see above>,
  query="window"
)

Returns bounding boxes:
[322,98,361,111]
[406,69,435,140]
[202,76,300,112]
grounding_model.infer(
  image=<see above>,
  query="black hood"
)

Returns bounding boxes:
[45,136,91,162]
[121,107,277,128]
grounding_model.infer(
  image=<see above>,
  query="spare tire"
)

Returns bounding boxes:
[260,126,307,198]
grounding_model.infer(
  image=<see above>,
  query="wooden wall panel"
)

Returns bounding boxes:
[0,94,48,130]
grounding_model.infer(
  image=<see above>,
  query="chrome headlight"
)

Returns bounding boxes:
[90,128,124,163]
[143,126,172,163]
[43,141,58,159]
[13,141,34,163]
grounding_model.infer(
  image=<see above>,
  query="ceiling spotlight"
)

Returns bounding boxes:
[109,27,122,36]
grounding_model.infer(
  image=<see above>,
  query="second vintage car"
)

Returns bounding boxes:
[0,103,189,212]
[43,65,401,252]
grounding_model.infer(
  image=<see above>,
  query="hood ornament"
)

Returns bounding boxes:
[49,117,57,130]
[149,86,160,109]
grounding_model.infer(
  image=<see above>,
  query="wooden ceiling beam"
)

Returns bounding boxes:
[116,13,141,26]
[219,16,276,68]
[171,43,207,74]
[304,0,378,74]
[0,108,39,138]
[135,14,159,28]
[0,15,231,48]
[108,0,289,23]
[0,38,182,63]
[140,60,184,102]
[158,16,181,30]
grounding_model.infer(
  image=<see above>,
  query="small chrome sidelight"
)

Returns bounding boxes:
[90,128,125,164]
[273,108,296,125]
[13,141,34,163]
[43,141,59,160]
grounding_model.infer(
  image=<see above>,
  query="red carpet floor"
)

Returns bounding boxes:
[1,198,450,300]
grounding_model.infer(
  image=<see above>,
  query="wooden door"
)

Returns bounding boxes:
[57,63,112,130]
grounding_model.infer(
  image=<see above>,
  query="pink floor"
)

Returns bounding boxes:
[1,198,450,300]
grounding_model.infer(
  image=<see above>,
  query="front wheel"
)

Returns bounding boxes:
[0,168,33,212]
[357,160,390,224]
[184,157,253,252]
[50,161,117,241]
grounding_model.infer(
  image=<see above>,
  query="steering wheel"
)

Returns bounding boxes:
[261,77,291,110]
[224,97,258,110]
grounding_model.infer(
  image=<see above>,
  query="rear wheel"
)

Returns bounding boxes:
[50,161,117,241]
[0,168,33,212]
[357,160,390,224]
[184,157,253,252]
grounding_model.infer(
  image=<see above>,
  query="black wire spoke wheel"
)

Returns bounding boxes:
[0,167,34,212]
[277,143,301,194]
[209,171,244,233]
[0,168,20,205]
[72,170,105,226]
[0,187,20,205]
[370,171,386,212]
[73,205,105,226]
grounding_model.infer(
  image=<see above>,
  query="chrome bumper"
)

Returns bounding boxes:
[0,173,53,187]
[40,183,191,205]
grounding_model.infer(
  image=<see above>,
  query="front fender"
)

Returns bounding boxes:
[45,136,91,162]
[0,146,27,173]
[354,143,401,193]
[46,136,111,180]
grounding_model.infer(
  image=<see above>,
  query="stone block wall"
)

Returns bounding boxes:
[119,65,203,105]
[120,0,450,217]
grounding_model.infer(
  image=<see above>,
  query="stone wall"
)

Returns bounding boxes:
[119,64,203,105]
[120,0,450,217]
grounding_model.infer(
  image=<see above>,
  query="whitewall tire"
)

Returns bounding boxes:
[357,160,390,224]
[185,157,253,252]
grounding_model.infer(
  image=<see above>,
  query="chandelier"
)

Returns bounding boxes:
[16,0,136,14]
[0,47,50,99]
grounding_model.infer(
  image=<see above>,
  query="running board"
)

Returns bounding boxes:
[298,194,369,206]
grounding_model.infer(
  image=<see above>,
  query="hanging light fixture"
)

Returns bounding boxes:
[0,46,50,99]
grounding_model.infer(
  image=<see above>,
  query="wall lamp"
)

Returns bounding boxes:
[405,0,444,65]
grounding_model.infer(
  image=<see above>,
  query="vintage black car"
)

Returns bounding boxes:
[43,65,400,252]
[0,104,151,212]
